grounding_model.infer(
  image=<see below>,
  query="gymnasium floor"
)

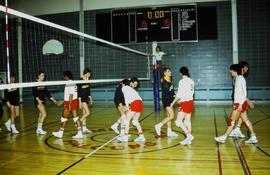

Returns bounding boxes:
[0,102,270,175]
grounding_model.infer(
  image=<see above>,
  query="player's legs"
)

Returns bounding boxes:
[240,111,258,143]
[36,103,47,134]
[80,102,91,133]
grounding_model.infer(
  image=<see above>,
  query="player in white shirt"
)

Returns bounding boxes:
[52,71,83,139]
[229,61,254,138]
[171,67,195,145]
[215,64,257,144]
[117,78,145,142]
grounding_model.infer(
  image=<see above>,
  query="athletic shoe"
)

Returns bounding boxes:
[215,135,227,143]
[111,124,119,134]
[187,134,194,142]
[36,129,47,135]
[154,124,161,136]
[11,124,19,134]
[134,135,146,142]
[237,130,245,138]
[82,127,92,134]
[167,131,178,137]
[117,135,128,142]
[72,131,83,139]
[52,130,63,138]
[5,121,11,131]
[229,128,238,137]
[245,135,258,144]
[180,138,192,145]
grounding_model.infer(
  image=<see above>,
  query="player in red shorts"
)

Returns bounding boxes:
[171,67,195,145]
[215,64,257,144]
[117,77,145,142]
[229,61,254,138]
[52,71,83,139]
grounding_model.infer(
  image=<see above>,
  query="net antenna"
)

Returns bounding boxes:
[0,5,150,90]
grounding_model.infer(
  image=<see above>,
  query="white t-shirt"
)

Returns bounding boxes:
[64,80,78,101]
[152,51,165,65]
[176,76,195,102]
[234,75,247,105]
[122,86,142,106]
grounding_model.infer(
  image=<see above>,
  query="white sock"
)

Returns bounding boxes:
[37,123,43,130]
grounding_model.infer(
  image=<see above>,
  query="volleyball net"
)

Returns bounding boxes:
[0,5,151,91]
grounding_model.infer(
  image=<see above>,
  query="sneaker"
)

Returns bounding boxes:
[11,124,19,134]
[72,132,83,139]
[155,124,161,136]
[36,129,47,135]
[52,131,63,138]
[117,135,128,142]
[245,136,258,144]
[82,127,92,134]
[229,128,238,137]
[5,121,11,131]
[134,135,146,142]
[214,135,227,143]
[167,131,178,137]
[111,124,119,134]
[187,134,194,142]
[180,138,192,145]
[236,130,245,138]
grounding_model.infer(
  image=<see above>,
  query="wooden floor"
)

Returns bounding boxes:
[0,102,270,175]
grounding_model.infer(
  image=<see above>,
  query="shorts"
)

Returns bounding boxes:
[162,97,174,108]
[178,100,194,114]
[130,100,144,113]
[64,99,78,111]
[80,96,89,103]
[233,101,248,112]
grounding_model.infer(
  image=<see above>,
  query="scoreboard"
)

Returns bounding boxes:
[111,5,197,43]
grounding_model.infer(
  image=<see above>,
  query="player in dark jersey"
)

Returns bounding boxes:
[0,78,4,132]
[155,67,178,137]
[4,74,20,134]
[77,68,93,133]
[111,79,130,135]
[33,71,60,135]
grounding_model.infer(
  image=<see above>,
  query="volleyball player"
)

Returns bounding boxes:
[229,61,252,138]
[52,71,83,139]
[215,64,257,144]
[170,67,195,145]
[4,74,20,134]
[155,67,178,137]
[33,71,60,135]
[111,79,130,135]
[77,68,93,134]
[117,77,145,142]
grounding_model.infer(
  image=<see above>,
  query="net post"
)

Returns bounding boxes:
[153,68,160,112]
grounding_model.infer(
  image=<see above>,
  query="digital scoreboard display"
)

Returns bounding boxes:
[111,5,197,43]
[136,8,172,42]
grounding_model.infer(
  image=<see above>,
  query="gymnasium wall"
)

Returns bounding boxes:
[1,0,270,102]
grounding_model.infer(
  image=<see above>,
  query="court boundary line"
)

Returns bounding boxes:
[213,110,223,175]
[56,111,155,174]
[223,110,252,175]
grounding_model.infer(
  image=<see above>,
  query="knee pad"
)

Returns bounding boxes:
[73,116,79,123]
[227,118,235,126]
[132,119,139,127]
[175,119,184,127]
[61,117,68,123]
